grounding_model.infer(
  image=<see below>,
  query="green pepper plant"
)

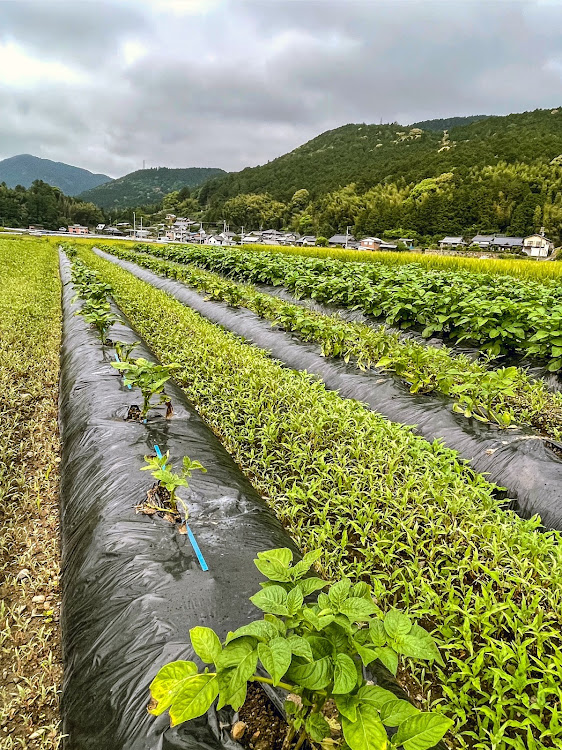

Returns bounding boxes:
[114,340,140,363]
[77,299,116,345]
[111,357,181,418]
[141,451,206,512]
[149,548,452,750]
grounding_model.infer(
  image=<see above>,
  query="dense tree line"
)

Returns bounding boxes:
[0,180,103,230]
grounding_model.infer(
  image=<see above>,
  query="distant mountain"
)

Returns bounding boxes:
[79,166,227,209]
[0,154,111,195]
[199,107,562,206]
[409,115,489,131]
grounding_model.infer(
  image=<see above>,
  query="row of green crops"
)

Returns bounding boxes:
[95,242,562,440]
[234,243,562,283]
[104,241,562,371]
[77,244,562,750]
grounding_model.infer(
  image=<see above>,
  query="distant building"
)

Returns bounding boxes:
[490,236,524,251]
[329,234,356,247]
[439,236,466,249]
[398,237,415,249]
[523,233,554,257]
[379,242,398,251]
[359,237,382,251]
[470,234,495,248]
[296,235,317,246]
[28,224,44,231]
[68,224,88,235]
[96,223,106,232]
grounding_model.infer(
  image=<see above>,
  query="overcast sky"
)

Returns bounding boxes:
[1,0,562,178]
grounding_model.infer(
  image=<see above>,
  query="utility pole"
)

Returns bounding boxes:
[345,225,352,249]
[241,226,244,244]
[133,211,136,239]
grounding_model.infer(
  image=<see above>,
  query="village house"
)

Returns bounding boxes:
[439,236,466,249]
[296,235,317,246]
[359,237,382,251]
[490,236,524,251]
[68,224,89,235]
[398,237,415,249]
[328,234,356,247]
[522,233,554,257]
[470,234,495,248]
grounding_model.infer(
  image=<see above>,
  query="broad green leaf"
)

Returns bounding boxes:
[306,711,331,742]
[149,660,198,716]
[258,638,292,685]
[257,548,293,566]
[329,578,352,609]
[335,693,358,722]
[342,703,388,750]
[369,620,387,647]
[384,609,412,639]
[291,549,323,579]
[354,640,379,667]
[286,656,333,690]
[216,638,256,670]
[250,585,289,615]
[288,635,313,661]
[374,646,399,676]
[169,673,219,726]
[225,620,278,644]
[352,582,372,599]
[333,652,358,694]
[303,608,334,630]
[262,615,286,636]
[217,668,248,710]
[307,636,334,659]
[380,699,419,727]
[394,624,444,665]
[287,586,304,615]
[357,684,396,710]
[340,597,377,621]
[393,713,453,750]
[298,577,328,597]
[190,627,222,664]
[255,557,292,582]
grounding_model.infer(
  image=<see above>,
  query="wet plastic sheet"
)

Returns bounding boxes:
[58,253,298,750]
[95,248,562,530]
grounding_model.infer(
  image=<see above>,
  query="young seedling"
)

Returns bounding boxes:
[114,340,140,363]
[111,357,181,418]
[148,548,452,750]
[141,451,206,512]
[77,300,116,345]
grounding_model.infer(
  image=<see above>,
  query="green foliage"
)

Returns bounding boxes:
[78,167,226,209]
[77,300,115,345]
[70,256,116,344]
[111,357,180,417]
[78,245,562,750]
[197,108,562,241]
[97,242,562,439]
[141,451,205,510]
[114,340,139,363]
[0,179,103,230]
[149,548,451,750]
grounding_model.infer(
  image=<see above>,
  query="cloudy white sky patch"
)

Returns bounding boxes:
[0,0,561,177]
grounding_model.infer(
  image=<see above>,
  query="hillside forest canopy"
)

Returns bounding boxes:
[0,180,103,229]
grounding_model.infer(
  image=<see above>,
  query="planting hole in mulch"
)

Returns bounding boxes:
[125,404,142,421]
[233,683,341,750]
[234,683,288,750]
[135,481,184,529]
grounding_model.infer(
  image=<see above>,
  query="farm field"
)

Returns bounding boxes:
[4,232,562,750]
[0,237,62,748]
[76,242,562,750]
[92,240,562,372]
[92,240,562,440]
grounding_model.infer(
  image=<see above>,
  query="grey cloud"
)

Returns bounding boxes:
[0,0,562,177]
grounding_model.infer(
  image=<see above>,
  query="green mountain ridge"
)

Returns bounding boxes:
[0,154,111,195]
[79,166,226,209]
[199,108,562,207]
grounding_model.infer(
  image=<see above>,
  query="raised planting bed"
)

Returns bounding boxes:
[92,245,562,531]
[75,246,562,750]
[60,252,450,750]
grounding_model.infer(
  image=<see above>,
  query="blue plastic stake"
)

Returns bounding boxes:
[154,444,209,572]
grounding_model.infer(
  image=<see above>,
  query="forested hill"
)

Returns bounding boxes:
[79,166,226,208]
[409,115,489,131]
[0,154,111,195]
[199,107,562,206]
